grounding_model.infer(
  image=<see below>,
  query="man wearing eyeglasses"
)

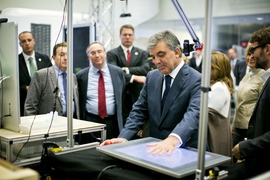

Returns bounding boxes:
[107,24,150,138]
[225,26,270,179]
[76,42,126,143]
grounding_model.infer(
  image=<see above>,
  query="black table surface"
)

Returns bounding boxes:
[45,147,196,180]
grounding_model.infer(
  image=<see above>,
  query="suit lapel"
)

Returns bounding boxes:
[129,47,137,67]
[155,73,163,120]
[118,46,127,66]
[160,64,188,122]
[252,76,270,116]
[35,53,43,70]
[108,65,120,100]
[49,67,62,107]
[19,53,31,81]
[82,67,90,99]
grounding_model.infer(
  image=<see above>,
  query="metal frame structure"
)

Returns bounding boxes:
[171,0,213,179]
[64,0,115,151]
[89,0,115,50]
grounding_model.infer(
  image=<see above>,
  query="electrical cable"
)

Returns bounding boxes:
[12,0,68,162]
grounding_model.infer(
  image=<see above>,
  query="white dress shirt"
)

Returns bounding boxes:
[86,63,115,116]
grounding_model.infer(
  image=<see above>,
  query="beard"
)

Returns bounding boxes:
[255,51,268,70]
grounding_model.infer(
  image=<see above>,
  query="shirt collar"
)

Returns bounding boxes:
[262,68,270,84]
[23,51,35,61]
[53,65,65,76]
[121,45,133,52]
[166,60,184,79]
[90,62,108,74]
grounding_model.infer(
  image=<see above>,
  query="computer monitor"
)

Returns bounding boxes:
[63,22,96,73]
[97,137,231,179]
[0,22,21,132]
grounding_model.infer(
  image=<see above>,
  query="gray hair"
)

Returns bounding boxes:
[147,30,182,53]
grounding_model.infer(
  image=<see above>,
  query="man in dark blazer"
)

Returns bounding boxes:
[225,26,270,179]
[101,30,201,155]
[188,49,203,73]
[228,48,240,72]
[25,42,80,119]
[76,42,125,142]
[107,24,149,126]
[234,59,248,86]
[18,31,52,116]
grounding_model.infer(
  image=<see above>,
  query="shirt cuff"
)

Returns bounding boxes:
[169,133,182,148]
[129,75,134,83]
[125,67,130,74]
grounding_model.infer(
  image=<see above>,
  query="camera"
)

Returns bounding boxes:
[183,40,195,56]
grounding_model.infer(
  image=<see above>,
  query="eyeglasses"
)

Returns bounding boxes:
[249,44,267,54]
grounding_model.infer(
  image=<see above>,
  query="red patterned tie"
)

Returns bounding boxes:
[98,70,106,119]
[127,50,131,66]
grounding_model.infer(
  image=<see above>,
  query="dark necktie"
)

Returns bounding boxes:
[98,70,106,119]
[161,75,172,111]
[127,50,131,66]
[62,72,67,116]
[28,57,36,77]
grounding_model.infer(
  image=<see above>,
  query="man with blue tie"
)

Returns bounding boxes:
[24,42,80,118]
[101,30,201,155]
[76,42,126,143]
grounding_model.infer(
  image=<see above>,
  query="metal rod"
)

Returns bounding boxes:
[196,0,213,179]
[67,0,74,148]
[171,0,202,48]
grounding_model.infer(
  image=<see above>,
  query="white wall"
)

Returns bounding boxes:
[0,0,269,52]
[0,0,159,52]
[152,0,270,21]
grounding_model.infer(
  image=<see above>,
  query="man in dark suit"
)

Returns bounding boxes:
[228,48,240,72]
[18,31,52,116]
[101,30,201,155]
[234,60,248,87]
[188,49,203,73]
[106,24,149,126]
[24,42,80,118]
[225,26,270,179]
[76,42,126,142]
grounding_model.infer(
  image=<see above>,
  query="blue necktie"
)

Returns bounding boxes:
[62,72,67,103]
[161,75,172,111]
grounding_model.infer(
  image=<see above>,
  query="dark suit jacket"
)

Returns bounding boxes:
[233,60,247,86]
[118,64,201,148]
[19,52,52,116]
[189,57,202,73]
[76,64,126,132]
[239,76,270,176]
[106,46,149,102]
[24,66,80,118]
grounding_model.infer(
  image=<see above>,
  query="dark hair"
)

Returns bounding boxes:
[120,24,134,34]
[53,42,67,56]
[18,31,35,40]
[249,26,270,45]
